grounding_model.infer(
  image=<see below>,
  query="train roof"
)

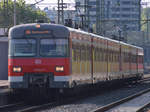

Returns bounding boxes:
[68,27,143,50]
[9,23,143,50]
[9,23,69,39]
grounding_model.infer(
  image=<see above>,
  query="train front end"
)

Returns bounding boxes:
[8,24,70,89]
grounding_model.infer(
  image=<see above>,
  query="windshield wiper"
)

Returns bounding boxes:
[24,38,33,47]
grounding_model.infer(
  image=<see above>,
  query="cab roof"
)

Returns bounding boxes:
[9,23,69,39]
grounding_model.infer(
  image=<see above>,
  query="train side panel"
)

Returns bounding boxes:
[70,31,92,86]
[137,48,144,77]
[93,37,108,83]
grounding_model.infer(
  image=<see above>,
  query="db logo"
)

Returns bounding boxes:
[35,59,42,64]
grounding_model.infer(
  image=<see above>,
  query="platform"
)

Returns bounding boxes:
[0,80,8,89]
[144,74,150,78]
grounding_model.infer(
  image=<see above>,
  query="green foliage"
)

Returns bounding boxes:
[141,7,150,32]
[0,0,50,28]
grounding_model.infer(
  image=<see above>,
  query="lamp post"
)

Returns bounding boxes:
[118,29,122,41]
[14,0,16,25]
[118,29,122,73]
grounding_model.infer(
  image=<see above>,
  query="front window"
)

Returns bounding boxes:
[9,39,36,57]
[40,39,68,57]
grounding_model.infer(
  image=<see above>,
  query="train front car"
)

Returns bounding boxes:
[8,24,70,89]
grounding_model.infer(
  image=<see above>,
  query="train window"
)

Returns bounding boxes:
[116,51,118,62]
[98,48,101,61]
[141,56,143,63]
[95,48,99,61]
[117,50,119,61]
[94,48,96,61]
[105,49,108,62]
[112,51,114,62]
[124,53,126,62]
[109,50,112,62]
[113,51,115,62]
[77,44,81,62]
[81,45,86,61]
[115,52,117,62]
[99,48,101,61]
[9,39,36,57]
[111,50,113,62]
[101,48,104,61]
[108,50,111,62]
[123,52,126,62]
[73,49,76,61]
[73,43,78,61]
[84,46,87,61]
[116,53,118,62]
[40,39,68,57]
[87,46,91,61]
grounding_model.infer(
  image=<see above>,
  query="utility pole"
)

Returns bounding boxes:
[139,0,141,31]
[96,0,104,35]
[100,0,104,35]
[84,0,90,31]
[96,0,100,34]
[146,7,149,43]
[3,0,8,27]
[75,0,90,30]
[58,0,64,25]
[3,0,6,27]
[14,0,16,25]
[86,0,90,31]
[84,0,87,29]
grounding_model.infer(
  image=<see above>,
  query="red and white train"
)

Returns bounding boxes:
[8,23,144,89]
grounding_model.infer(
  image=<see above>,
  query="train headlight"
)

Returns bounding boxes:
[55,66,64,72]
[13,67,22,72]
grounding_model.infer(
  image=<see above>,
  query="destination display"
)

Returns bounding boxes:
[25,30,52,36]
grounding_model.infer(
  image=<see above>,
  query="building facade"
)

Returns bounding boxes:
[104,0,141,31]
[75,0,141,33]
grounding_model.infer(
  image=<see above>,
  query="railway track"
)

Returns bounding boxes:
[0,102,24,112]
[1,77,150,112]
[0,101,58,112]
[92,88,150,112]
[16,78,150,112]
[138,77,150,83]
[16,102,58,112]
[0,93,81,112]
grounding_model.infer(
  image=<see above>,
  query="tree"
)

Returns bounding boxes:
[141,7,150,32]
[0,0,50,28]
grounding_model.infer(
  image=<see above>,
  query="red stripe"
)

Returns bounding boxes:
[8,58,70,76]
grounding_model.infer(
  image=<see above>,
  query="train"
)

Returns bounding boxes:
[8,23,144,91]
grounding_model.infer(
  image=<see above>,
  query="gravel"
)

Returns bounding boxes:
[37,78,150,112]
[106,91,150,112]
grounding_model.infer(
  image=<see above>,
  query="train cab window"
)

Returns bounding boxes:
[9,39,36,57]
[40,39,68,57]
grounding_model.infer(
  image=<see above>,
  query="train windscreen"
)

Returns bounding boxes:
[9,39,36,57]
[40,39,68,57]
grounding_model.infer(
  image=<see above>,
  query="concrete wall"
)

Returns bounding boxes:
[0,38,8,80]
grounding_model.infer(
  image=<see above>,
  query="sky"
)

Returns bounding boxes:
[25,0,149,4]
[25,0,75,9]
[25,0,150,8]
[25,0,75,4]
